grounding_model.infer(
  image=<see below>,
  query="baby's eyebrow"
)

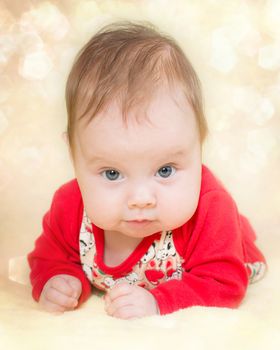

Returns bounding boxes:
[86,155,108,163]
[156,149,189,161]
[166,150,187,157]
[86,148,189,167]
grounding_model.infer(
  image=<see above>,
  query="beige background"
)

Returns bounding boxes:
[1,1,280,349]
[0,0,279,282]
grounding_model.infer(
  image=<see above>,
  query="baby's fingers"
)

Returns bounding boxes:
[50,276,76,298]
[40,298,66,315]
[105,295,133,318]
[108,283,133,302]
[45,287,78,309]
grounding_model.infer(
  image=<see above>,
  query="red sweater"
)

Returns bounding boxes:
[28,165,265,314]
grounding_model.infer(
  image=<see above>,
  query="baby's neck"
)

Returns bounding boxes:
[103,230,143,266]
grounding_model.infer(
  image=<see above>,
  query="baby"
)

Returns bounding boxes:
[28,21,266,319]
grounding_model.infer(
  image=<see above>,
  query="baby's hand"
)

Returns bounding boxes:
[39,274,82,314]
[104,283,159,319]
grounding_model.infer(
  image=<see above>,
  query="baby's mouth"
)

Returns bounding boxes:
[125,219,153,226]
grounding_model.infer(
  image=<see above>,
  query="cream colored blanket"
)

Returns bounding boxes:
[1,233,279,350]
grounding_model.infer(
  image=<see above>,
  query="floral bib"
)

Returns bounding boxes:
[79,211,184,291]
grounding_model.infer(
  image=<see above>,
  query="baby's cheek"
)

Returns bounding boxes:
[160,187,198,227]
[84,192,122,228]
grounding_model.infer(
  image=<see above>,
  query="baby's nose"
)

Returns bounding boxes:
[127,185,156,209]
[128,200,155,209]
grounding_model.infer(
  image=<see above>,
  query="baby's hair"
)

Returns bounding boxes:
[65,20,208,153]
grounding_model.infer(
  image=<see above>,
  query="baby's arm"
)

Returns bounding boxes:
[149,190,249,315]
[28,184,92,310]
[105,190,248,319]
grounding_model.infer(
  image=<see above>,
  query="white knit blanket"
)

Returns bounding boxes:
[1,234,279,350]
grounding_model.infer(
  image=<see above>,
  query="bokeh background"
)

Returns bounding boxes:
[0,0,279,280]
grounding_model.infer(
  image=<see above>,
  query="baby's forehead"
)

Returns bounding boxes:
[75,86,199,162]
[77,83,195,131]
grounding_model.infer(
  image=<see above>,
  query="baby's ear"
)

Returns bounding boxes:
[62,131,74,163]
[61,131,69,145]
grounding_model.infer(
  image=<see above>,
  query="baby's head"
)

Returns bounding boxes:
[65,21,208,238]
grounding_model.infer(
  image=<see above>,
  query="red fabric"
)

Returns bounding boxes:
[27,165,265,314]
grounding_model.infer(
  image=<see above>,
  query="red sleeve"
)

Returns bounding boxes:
[27,182,92,306]
[150,190,249,315]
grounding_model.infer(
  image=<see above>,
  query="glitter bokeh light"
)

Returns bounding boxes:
[0,0,279,282]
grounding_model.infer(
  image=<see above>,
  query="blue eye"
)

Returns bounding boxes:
[102,169,122,181]
[156,165,176,178]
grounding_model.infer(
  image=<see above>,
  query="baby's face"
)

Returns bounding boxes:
[72,86,202,240]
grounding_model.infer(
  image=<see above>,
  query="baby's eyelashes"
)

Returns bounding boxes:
[100,164,177,182]
[155,165,176,178]
[101,169,123,181]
